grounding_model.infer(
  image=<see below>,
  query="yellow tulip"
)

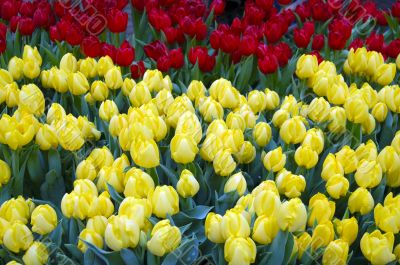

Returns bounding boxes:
[23,45,42,66]
[78,229,103,252]
[294,145,319,169]
[333,217,358,245]
[296,54,318,79]
[374,63,396,86]
[87,216,108,236]
[326,174,349,199]
[130,136,160,168]
[0,159,11,187]
[105,215,140,251]
[224,172,247,196]
[97,56,114,76]
[124,167,155,198]
[170,134,198,164]
[119,197,152,229]
[213,149,237,177]
[8,57,24,80]
[348,187,374,215]
[149,186,179,218]
[35,124,58,150]
[143,69,163,92]
[322,239,349,265]
[308,193,335,226]
[311,221,334,250]
[90,80,109,101]
[221,210,250,240]
[354,159,382,188]
[296,232,312,259]
[68,72,89,95]
[252,122,271,147]
[19,84,45,116]
[276,169,306,198]
[335,146,358,174]
[147,219,181,256]
[3,222,33,253]
[177,169,200,198]
[22,241,49,265]
[30,205,57,235]
[361,230,396,265]
[60,53,78,73]
[79,57,97,78]
[277,198,307,232]
[280,116,307,144]
[99,100,119,122]
[224,237,257,265]
[205,213,224,243]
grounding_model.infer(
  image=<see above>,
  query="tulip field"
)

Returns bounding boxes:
[1,0,400,264]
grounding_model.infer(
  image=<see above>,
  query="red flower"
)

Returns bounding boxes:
[264,15,287,43]
[169,48,184,69]
[258,53,278,74]
[309,51,323,64]
[348,38,364,50]
[312,34,325,51]
[243,2,266,25]
[131,0,146,11]
[385,40,400,58]
[375,11,388,26]
[188,46,215,72]
[239,35,257,56]
[117,0,128,9]
[148,9,171,31]
[273,42,292,66]
[144,40,168,61]
[255,0,273,11]
[311,0,332,21]
[392,1,400,18]
[81,36,102,58]
[0,37,6,54]
[157,55,171,72]
[194,18,207,41]
[1,0,19,21]
[0,23,6,39]
[293,28,311,49]
[19,17,36,36]
[210,30,223,50]
[49,25,62,42]
[210,0,225,16]
[329,18,352,39]
[33,8,51,28]
[278,0,292,5]
[163,27,178,44]
[220,33,240,54]
[65,24,84,46]
[10,16,20,32]
[328,31,348,50]
[366,32,384,52]
[116,41,135,66]
[295,3,310,21]
[107,8,128,33]
[179,16,196,36]
[102,42,117,61]
[230,18,243,35]
[130,61,146,79]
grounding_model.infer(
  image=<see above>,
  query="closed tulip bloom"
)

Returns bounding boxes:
[392,131,400,154]
[23,45,42,66]
[374,63,396,86]
[23,59,41,79]
[198,97,224,122]
[322,239,349,265]
[0,159,11,187]
[60,53,78,73]
[0,196,31,224]
[251,180,279,197]
[200,133,224,162]
[234,141,256,164]
[361,230,396,265]
[124,168,155,198]
[272,109,290,128]
[295,145,319,169]
[105,66,123,90]
[56,120,84,151]
[99,100,119,122]
[280,116,306,144]
[87,192,115,218]
[328,106,346,133]
[333,217,358,245]
[149,185,179,218]
[87,147,114,171]
[348,187,374,215]
[247,90,267,113]
[253,189,281,217]
[205,213,224,243]
[361,113,376,135]
[147,220,181,256]
[22,241,48,265]
[221,129,244,153]
[176,111,202,144]
[68,72,89,95]
[263,147,286,172]
[252,214,279,245]
[311,221,335,250]
[119,197,152,229]
[307,97,330,122]
[377,146,400,174]
[224,172,247,196]
[129,82,152,107]
[96,167,124,193]
[335,146,358,174]
[8,57,24,80]
[366,51,384,76]
[224,237,256,265]
[155,89,174,115]
[73,179,98,196]
[75,160,97,181]
[50,68,69,93]
[276,169,306,198]
[344,96,369,124]
[226,112,246,132]
[372,102,388,122]
[35,124,58,150]
[78,228,103,252]
[19,84,45,116]
[90,81,109,102]
[166,95,195,128]
[61,192,93,220]
[177,169,200,198]
[326,174,349,199]
[355,140,378,162]
[130,136,160,168]
[296,232,312,259]
[206,119,227,137]
[348,48,367,74]
[0,69,13,87]
[278,198,307,232]
[302,128,324,154]
[213,150,237,177]
[105,215,140,251]
[374,193,400,233]
[187,80,206,104]
[252,122,272,147]
[221,211,250,240]
[296,54,318,79]
[264,89,280,110]
[87,216,108,236]
[143,69,163,92]
[308,193,335,226]
[327,81,349,105]
[122,78,136,96]
[96,56,113,76]
[30,205,57,235]
[3,222,33,253]
[170,134,198,164]
[354,159,382,188]
[216,85,240,110]
[79,58,97,78]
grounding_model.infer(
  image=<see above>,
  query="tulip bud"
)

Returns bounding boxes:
[8,57,24,80]
[35,124,58,150]
[87,191,115,218]
[124,167,155,198]
[295,232,312,259]
[22,241,48,265]
[354,159,382,188]
[143,69,163,92]
[328,106,346,133]
[3,222,33,252]
[221,211,250,240]
[372,102,388,122]
[130,136,160,168]
[224,237,256,265]
[296,54,318,79]
[97,56,114,76]
[122,78,136,96]
[198,97,224,122]
[96,167,124,193]
[276,169,306,198]
[155,89,174,115]
[78,228,103,252]
[361,113,376,135]
[374,193,400,233]
[90,80,109,102]
[308,193,335,226]
[335,146,358,174]
[294,145,319,169]
[68,72,89,95]
[61,192,93,220]
[280,116,307,144]
[19,84,45,116]
[252,122,271,147]
[0,69,13,87]
[119,197,152,229]
[0,196,31,224]
[302,128,324,154]
[205,212,224,243]
[262,147,286,172]
[221,129,244,153]
[253,189,281,217]
[374,63,396,86]
[87,147,114,171]
[79,57,97,78]
[355,140,378,162]
[105,66,123,90]
[213,149,237,177]
[224,172,247,196]
[0,159,11,187]
[105,215,140,251]
[23,59,41,79]
[252,214,280,245]
[326,174,349,199]
[99,100,119,122]
[322,239,349,265]
[199,133,224,162]
[311,221,334,250]
[76,159,97,181]
[361,230,396,265]
[333,217,358,245]
[147,220,181,256]
[187,80,206,104]
[344,97,369,124]
[149,186,179,218]
[60,53,78,73]
[206,119,227,137]
[247,90,267,113]
[226,112,246,132]
[30,205,57,235]
[278,198,307,232]
[176,169,200,198]
[348,187,374,215]
[327,80,349,105]
[264,89,280,110]
[176,111,202,143]
[307,97,330,123]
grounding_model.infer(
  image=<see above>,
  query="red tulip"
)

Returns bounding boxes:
[117,0,128,9]
[0,23,6,39]
[116,41,135,66]
[0,37,6,54]
[102,42,117,61]
[348,38,364,50]
[19,1,35,17]
[19,17,36,35]
[163,27,178,44]
[258,53,278,74]
[144,40,168,61]
[148,9,171,31]
[130,61,146,79]
[273,42,292,66]
[385,39,400,58]
[295,3,311,21]
[107,8,128,33]
[210,30,223,50]
[194,18,207,41]
[311,0,332,21]
[239,35,257,56]
[210,0,225,16]
[278,0,292,5]
[65,24,84,46]
[220,33,239,53]
[294,28,311,49]
[244,2,266,25]
[179,16,196,36]
[81,36,102,58]
[10,16,20,32]
[264,15,287,44]
[392,1,400,18]
[157,55,171,72]
[169,48,184,69]
[33,8,51,28]
[1,0,19,21]
[328,31,348,50]
[255,0,273,11]
[49,25,62,42]
[188,46,215,72]
[131,0,146,11]
[312,34,325,51]
[366,32,384,52]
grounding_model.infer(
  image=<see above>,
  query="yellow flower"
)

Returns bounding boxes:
[226,112,246,132]
[296,232,312,259]
[294,145,318,169]
[377,146,400,175]
[322,239,349,265]
[19,84,45,116]
[224,172,247,196]
[143,69,163,92]
[99,100,119,122]
[90,80,109,101]
[327,78,349,105]
[30,205,57,235]
[56,120,84,151]
[272,109,290,128]
[280,116,307,144]
[234,141,256,164]
[328,106,346,133]
[79,57,97,78]
[166,95,195,127]
[0,159,11,187]
[75,160,97,181]
[22,241,48,265]
[374,193,400,233]
[155,89,174,115]
[96,167,124,193]
[296,54,318,79]
[177,169,200,198]
[87,191,115,218]
[308,193,335,226]
[335,146,358,174]
[129,82,152,107]
[206,119,227,137]
[170,134,198,164]
[119,197,152,229]
[374,63,396,86]
[302,128,324,154]
[252,214,279,245]
[366,51,384,76]
[262,147,286,172]
[122,78,136,96]
[221,129,244,153]
[200,133,224,162]
[23,45,42,66]
[224,237,256,265]
[97,56,114,76]
[221,211,250,240]
[348,187,374,215]
[361,113,376,135]
[78,228,103,252]
[23,59,41,79]
[361,230,396,265]
[149,186,179,218]
[87,147,114,171]
[124,168,155,198]
[348,48,368,74]
[0,196,31,224]
[307,97,330,123]
[147,219,181,256]
[46,103,66,125]
[68,72,90,95]
[3,221,33,253]
[252,122,271,147]
[61,191,93,220]
[276,169,306,198]
[176,111,202,144]
[344,96,369,124]
[326,174,349,199]
[87,216,108,236]
[277,198,307,232]
[333,217,358,245]
[205,213,224,243]
[49,68,69,93]
[311,220,334,250]
[105,215,140,251]
[130,136,160,168]
[187,80,206,104]
[354,159,382,188]
[213,150,237,177]
[35,124,58,150]
[264,89,280,110]
[60,53,78,73]
[355,140,378,162]
[8,57,24,80]
[247,90,267,113]
[372,102,388,122]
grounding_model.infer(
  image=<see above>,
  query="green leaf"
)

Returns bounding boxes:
[65,244,84,261]
[159,164,178,186]
[27,148,45,184]
[120,249,141,265]
[48,148,62,177]
[162,237,199,265]
[40,170,66,206]
[106,183,124,208]
[267,230,289,265]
